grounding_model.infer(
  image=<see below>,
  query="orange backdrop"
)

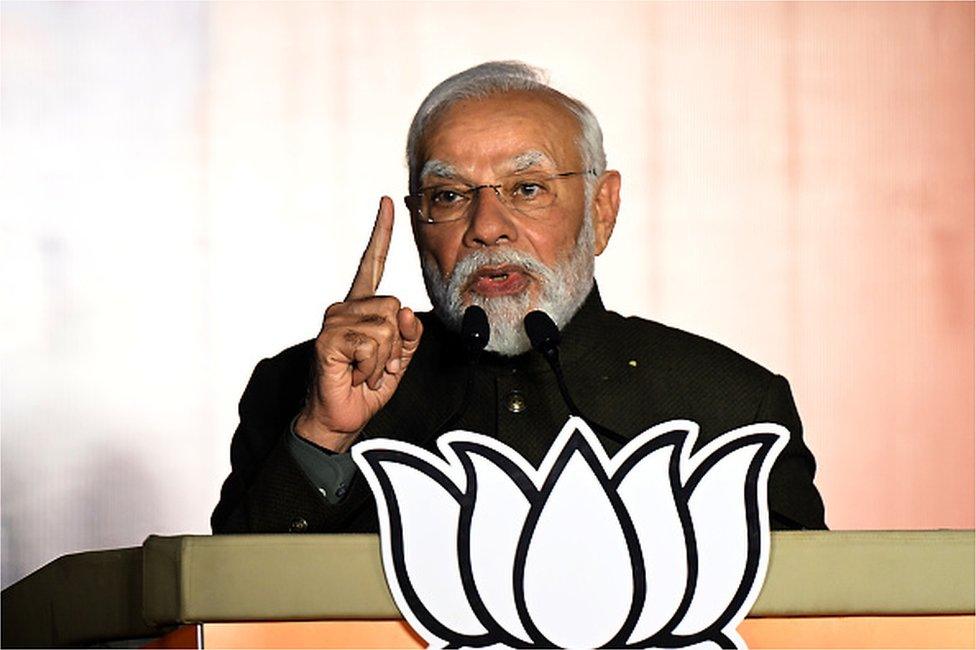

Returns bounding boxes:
[2,1,972,588]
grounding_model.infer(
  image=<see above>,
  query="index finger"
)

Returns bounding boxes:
[347,196,394,300]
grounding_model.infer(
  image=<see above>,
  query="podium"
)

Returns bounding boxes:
[3,531,973,648]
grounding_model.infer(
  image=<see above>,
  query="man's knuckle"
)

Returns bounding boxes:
[375,295,401,312]
[324,302,346,320]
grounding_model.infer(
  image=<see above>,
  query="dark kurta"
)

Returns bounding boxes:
[212,287,826,534]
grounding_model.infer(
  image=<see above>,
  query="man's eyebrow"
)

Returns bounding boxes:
[510,150,554,173]
[420,160,458,180]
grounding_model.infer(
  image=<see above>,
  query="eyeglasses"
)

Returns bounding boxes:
[404,170,597,224]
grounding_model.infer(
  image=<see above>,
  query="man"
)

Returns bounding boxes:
[212,61,826,535]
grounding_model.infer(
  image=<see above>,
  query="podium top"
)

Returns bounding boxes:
[2,530,974,647]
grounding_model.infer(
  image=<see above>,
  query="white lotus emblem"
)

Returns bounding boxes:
[352,417,787,649]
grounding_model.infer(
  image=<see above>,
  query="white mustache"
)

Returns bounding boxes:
[446,248,555,299]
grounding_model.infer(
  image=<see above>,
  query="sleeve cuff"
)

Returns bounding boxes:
[287,416,358,505]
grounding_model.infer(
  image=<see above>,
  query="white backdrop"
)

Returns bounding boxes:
[2,2,972,588]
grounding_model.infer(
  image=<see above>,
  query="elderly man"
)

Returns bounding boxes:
[212,62,826,534]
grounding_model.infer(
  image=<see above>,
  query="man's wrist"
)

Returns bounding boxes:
[294,411,360,453]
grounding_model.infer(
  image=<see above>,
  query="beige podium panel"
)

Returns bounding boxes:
[3,530,974,648]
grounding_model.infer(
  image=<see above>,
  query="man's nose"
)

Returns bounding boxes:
[462,186,517,248]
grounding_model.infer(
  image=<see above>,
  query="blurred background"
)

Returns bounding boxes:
[2,1,972,588]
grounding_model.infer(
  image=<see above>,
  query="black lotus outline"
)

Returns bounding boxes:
[508,432,646,648]
[354,419,786,649]
[358,449,494,648]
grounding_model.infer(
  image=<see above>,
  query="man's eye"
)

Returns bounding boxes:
[512,182,547,200]
[430,189,466,205]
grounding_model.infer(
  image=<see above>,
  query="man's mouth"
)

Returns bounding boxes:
[468,265,531,298]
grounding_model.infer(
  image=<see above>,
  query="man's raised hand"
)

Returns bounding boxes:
[295,197,423,452]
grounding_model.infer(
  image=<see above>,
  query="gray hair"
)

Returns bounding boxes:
[406,61,607,195]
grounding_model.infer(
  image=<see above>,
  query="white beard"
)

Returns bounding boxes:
[421,215,596,356]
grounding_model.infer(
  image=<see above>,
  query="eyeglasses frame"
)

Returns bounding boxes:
[404,169,599,225]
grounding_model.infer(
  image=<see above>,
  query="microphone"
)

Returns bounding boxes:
[523,310,561,363]
[461,304,490,358]
[523,311,629,446]
[523,311,579,415]
[438,305,490,435]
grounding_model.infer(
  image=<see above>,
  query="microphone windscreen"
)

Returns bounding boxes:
[461,305,490,353]
[523,310,560,354]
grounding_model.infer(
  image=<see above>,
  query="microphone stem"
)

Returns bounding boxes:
[437,353,479,436]
[541,348,630,447]
[543,349,581,416]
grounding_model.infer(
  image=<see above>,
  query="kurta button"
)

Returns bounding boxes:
[505,391,526,414]
[289,517,308,533]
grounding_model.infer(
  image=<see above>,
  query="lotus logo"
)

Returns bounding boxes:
[353,417,787,649]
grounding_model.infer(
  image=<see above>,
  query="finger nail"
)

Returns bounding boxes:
[387,358,401,374]
[376,374,385,389]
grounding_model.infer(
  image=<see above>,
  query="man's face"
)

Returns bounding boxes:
[414,91,618,354]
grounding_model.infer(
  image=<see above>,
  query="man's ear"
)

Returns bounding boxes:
[591,170,620,256]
